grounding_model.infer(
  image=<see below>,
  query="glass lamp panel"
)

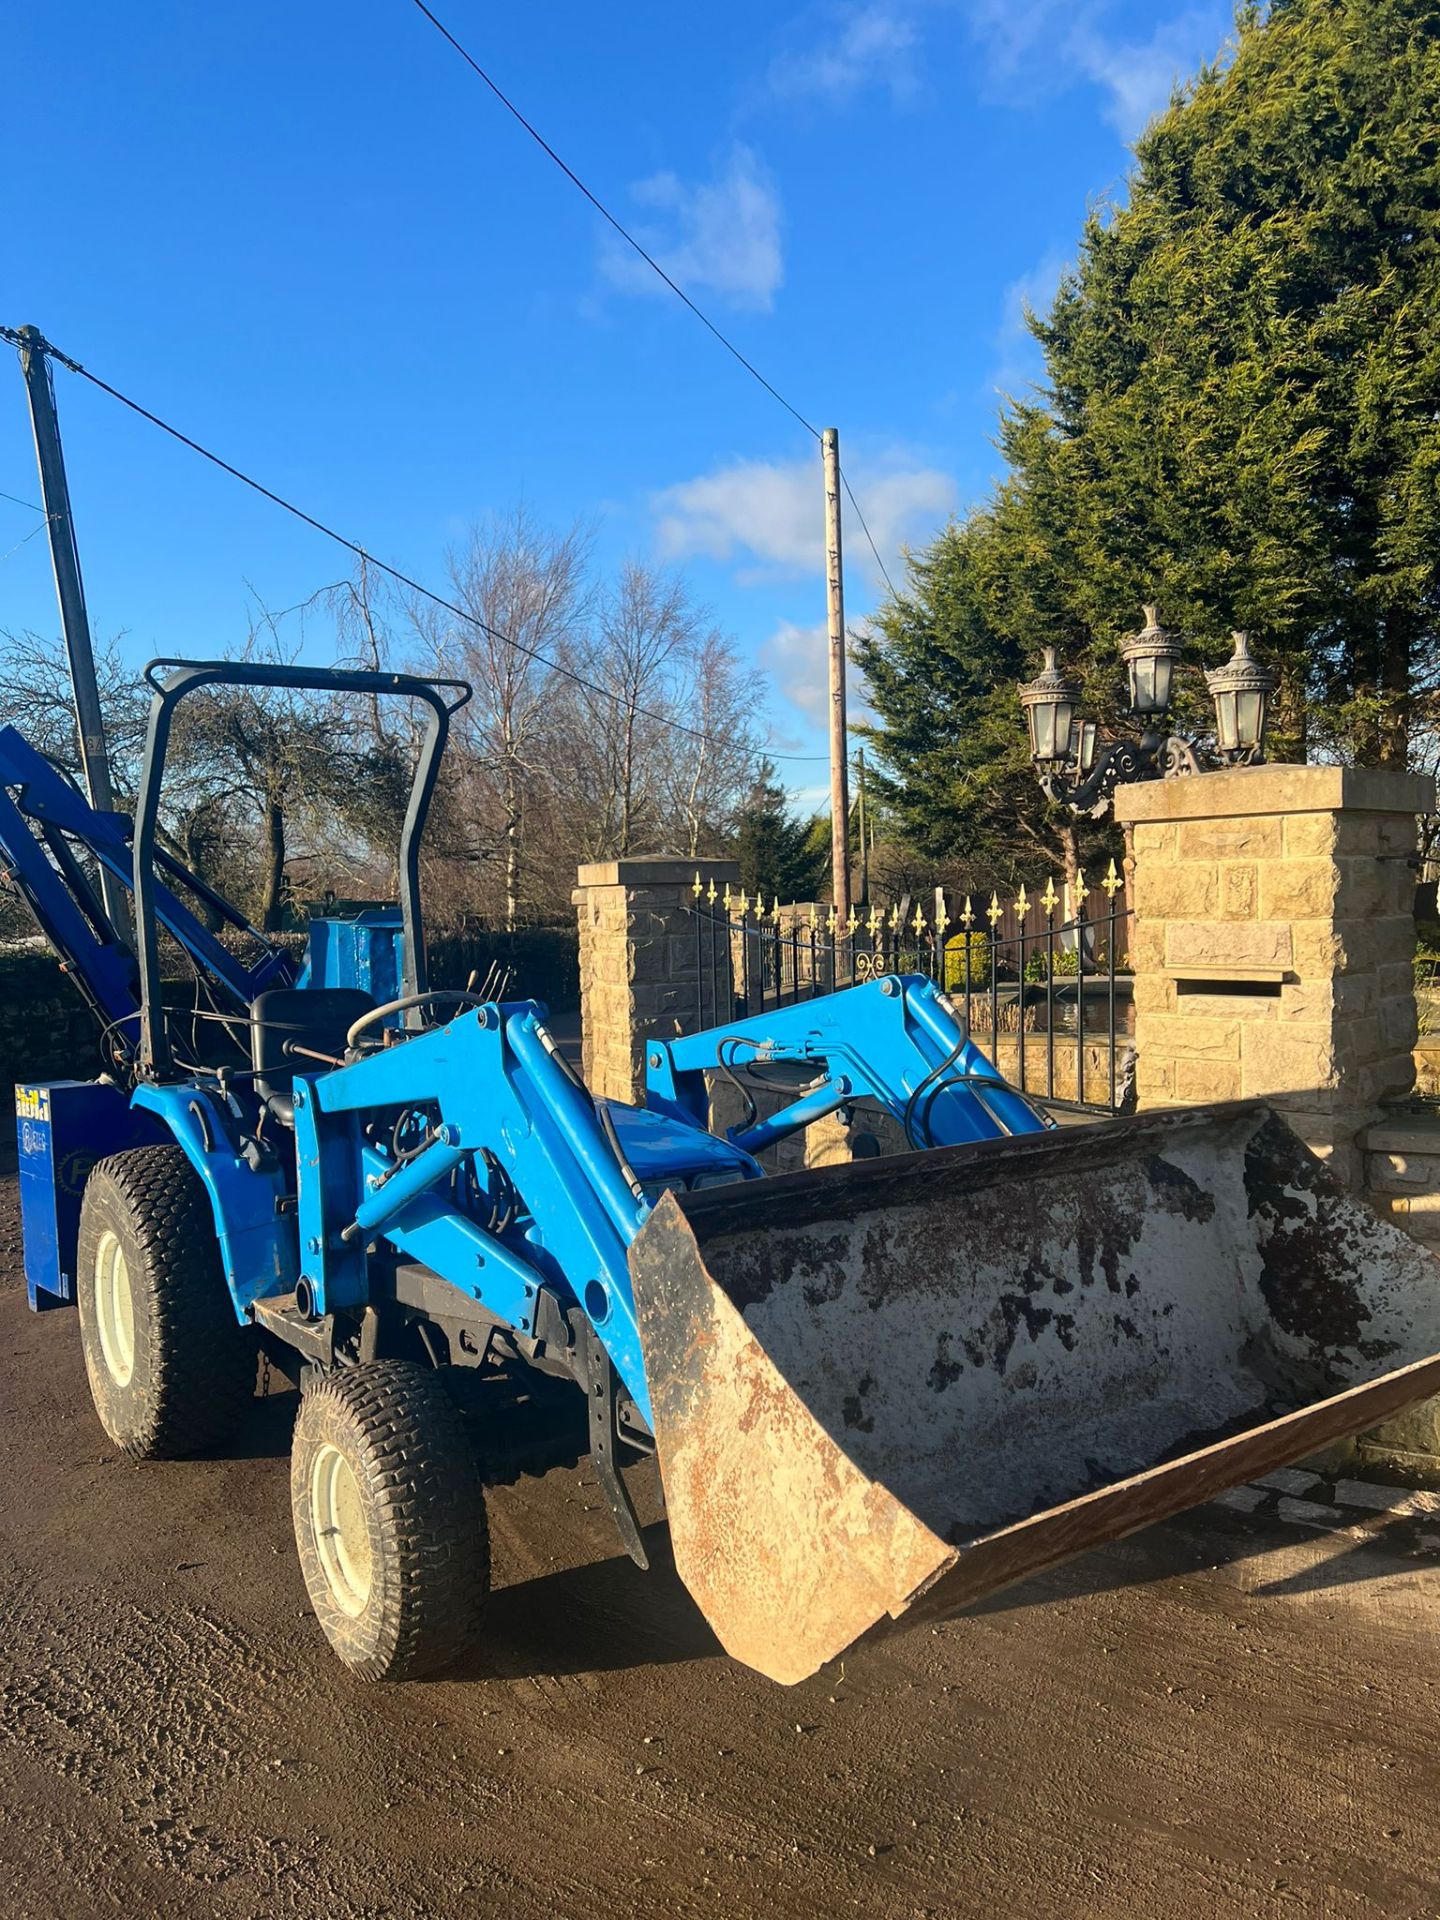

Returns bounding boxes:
[1151,654,1176,714]
[1237,688,1265,751]
[1126,656,1148,712]
[1052,699,1075,762]
[1213,690,1239,753]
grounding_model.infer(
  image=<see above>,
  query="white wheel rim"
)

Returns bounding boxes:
[93,1229,136,1387]
[310,1443,373,1617]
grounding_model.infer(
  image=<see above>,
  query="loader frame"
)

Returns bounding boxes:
[9,656,1049,1577]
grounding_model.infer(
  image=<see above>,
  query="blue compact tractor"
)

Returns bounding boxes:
[11,658,1440,1688]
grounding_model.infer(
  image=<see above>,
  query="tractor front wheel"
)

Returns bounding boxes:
[76,1146,256,1458]
[290,1361,490,1680]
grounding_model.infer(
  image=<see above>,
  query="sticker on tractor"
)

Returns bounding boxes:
[15,1086,50,1123]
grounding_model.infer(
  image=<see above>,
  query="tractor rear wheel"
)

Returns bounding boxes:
[290,1361,490,1680]
[76,1146,256,1459]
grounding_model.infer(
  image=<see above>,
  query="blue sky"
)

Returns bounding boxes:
[2,0,1235,796]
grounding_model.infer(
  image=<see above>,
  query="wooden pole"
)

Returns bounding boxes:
[16,326,129,938]
[856,747,869,907]
[822,428,851,927]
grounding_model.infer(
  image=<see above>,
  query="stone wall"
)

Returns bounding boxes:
[1115,764,1432,1188]
[573,857,738,1105]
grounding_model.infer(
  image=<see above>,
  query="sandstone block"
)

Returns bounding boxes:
[1380,994,1420,1052]
[1115,764,1435,824]
[1176,1059,1243,1103]
[1163,919,1292,972]
[1239,1026,1339,1097]
[1177,818,1284,861]
[1333,857,1413,922]
[1331,1014,1382,1067]
[1137,1057,1175,1103]
[1131,821,1178,860]
[1131,975,1177,1015]
[1135,863,1218,921]
[1143,1014,1241,1061]
[1283,814,1339,857]
[1128,924,1167,973]
[1220,862,1258,919]
[1365,1151,1440,1194]
[1290,921,1343,980]
[1259,859,1337,921]
[1335,916,1416,971]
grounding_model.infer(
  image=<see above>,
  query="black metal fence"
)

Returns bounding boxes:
[688,866,1135,1115]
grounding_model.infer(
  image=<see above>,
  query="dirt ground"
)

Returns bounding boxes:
[3,1174,1440,1920]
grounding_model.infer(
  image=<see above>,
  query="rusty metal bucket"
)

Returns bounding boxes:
[629,1102,1440,1684]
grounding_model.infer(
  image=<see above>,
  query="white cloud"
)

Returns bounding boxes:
[767,4,921,105]
[652,451,956,590]
[766,617,878,728]
[769,619,832,722]
[963,1,1231,140]
[1072,12,1221,137]
[993,246,1068,395]
[599,145,783,313]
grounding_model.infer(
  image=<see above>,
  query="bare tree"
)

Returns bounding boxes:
[411,511,592,929]
[661,628,765,857]
[561,562,702,860]
[0,627,150,798]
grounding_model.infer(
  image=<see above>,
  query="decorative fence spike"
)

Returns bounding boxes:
[868,904,883,936]
[1015,883,1030,920]
[1074,868,1088,910]
[912,903,927,937]
[960,894,975,929]
[1041,876,1059,916]
[692,870,702,898]
[1102,857,1123,899]
[987,891,1002,928]
[707,876,718,904]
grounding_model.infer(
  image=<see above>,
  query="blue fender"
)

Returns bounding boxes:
[131,1083,297,1321]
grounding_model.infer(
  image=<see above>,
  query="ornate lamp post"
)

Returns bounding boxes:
[1018,609,1277,818]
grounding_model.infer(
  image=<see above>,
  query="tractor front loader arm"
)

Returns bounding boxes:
[644,973,1052,1155]
[289,1002,658,1428]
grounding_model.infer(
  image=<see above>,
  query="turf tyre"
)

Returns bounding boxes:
[76,1145,256,1459]
[290,1360,490,1681]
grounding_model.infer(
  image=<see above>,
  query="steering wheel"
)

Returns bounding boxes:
[345,990,490,1051]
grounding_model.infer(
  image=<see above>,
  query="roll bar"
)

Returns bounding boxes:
[132,659,471,1079]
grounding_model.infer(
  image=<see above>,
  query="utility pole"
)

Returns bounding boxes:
[822,428,851,928]
[16,326,128,934]
[855,747,869,907]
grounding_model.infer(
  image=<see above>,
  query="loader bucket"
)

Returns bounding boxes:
[629,1102,1440,1685]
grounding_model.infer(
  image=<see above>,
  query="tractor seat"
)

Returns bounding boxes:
[250,987,375,1126]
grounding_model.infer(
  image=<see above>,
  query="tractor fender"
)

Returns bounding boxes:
[130,1084,298,1321]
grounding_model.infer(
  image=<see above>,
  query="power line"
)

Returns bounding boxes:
[405,0,902,603]
[0,485,44,515]
[409,0,819,444]
[0,326,829,764]
[0,516,51,567]
[840,471,898,602]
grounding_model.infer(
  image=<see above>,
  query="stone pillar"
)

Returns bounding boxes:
[1115,765,1432,1188]
[573,856,738,1105]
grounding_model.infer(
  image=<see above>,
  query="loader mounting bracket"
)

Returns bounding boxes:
[574,1308,649,1570]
